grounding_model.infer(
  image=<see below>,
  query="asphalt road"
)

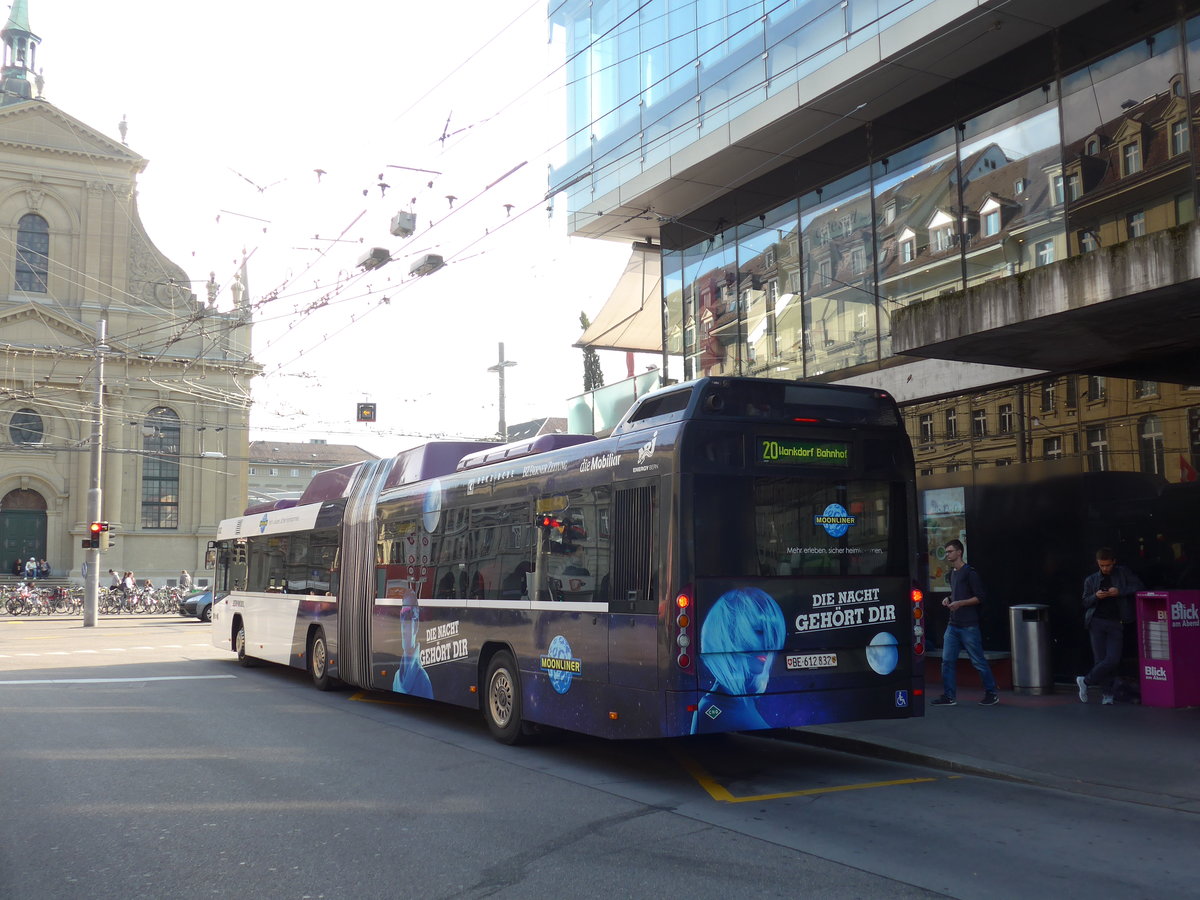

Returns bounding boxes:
[1,618,1194,899]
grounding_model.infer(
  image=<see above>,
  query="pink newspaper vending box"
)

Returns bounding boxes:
[1136,591,1200,708]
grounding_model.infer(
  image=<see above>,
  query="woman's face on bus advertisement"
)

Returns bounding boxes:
[400,603,419,652]
[746,651,774,694]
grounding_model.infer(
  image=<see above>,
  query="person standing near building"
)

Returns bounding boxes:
[180,570,193,592]
[931,540,1000,707]
[1077,548,1144,705]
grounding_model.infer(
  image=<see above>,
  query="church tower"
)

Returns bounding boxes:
[1,0,40,105]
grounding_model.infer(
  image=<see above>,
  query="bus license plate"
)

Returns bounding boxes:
[786,653,837,670]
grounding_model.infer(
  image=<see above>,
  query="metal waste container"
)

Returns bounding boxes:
[1009,604,1052,695]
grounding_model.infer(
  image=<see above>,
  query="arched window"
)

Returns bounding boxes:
[141,407,180,529]
[15,213,49,292]
[1139,414,1165,476]
[9,408,44,444]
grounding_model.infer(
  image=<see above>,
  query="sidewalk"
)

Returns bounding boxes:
[790,680,1200,813]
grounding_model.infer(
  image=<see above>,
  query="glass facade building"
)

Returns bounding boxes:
[553,0,1200,670]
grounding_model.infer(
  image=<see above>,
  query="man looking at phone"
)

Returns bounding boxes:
[1077,548,1143,705]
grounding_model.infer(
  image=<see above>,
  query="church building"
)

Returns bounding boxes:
[0,0,257,584]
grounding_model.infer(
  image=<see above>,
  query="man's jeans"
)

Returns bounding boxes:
[1085,616,1123,693]
[941,624,997,698]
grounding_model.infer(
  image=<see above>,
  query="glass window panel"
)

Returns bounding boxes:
[9,408,43,444]
[733,200,801,379]
[1188,16,1200,209]
[663,248,686,382]
[958,85,1064,282]
[874,128,959,313]
[665,1,697,98]
[682,230,738,378]
[15,213,49,293]
[639,0,669,107]
[642,96,697,170]
[1139,414,1165,474]
[141,407,180,530]
[1062,25,1185,254]
[801,165,877,374]
[766,0,847,89]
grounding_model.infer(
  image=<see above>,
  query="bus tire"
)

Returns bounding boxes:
[308,627,335,691]
[235,622,256,667]
[483,651,527,744]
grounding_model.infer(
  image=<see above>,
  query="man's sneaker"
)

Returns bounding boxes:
[979,692,1000,706]
[1076,675,1089,703]
[1102,693,1115,705]
[930,695,956,706]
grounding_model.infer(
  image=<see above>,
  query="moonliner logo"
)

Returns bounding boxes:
[580,452,621,473]
[638,430,658,465]
[541,635,582,694]
[258,514,269,534]
[814,503,856,538]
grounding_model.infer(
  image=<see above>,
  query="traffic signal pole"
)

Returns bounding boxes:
[83,320,107,627]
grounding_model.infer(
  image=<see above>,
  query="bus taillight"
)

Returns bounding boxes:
[911,587,925,656]
[675,588,695,671]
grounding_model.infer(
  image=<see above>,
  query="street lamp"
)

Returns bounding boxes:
[487,342,517,441]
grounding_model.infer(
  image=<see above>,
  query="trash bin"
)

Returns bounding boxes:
[1009,604,1052,695]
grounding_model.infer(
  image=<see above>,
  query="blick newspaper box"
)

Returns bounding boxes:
[1136,591,1200,708]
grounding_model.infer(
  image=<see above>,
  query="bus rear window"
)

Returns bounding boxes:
[698,381,900,426]
[694,475,907,578]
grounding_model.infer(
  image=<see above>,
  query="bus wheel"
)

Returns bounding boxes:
[235,623,255,667]
[309,627,335,691]
[483,651,527,744]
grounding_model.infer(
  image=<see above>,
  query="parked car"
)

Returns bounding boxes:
[179,590,215,622]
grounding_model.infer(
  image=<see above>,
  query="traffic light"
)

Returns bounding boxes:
[356,402,376,422]
[88,521,110,551]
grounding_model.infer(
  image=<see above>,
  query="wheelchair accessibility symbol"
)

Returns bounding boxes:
[895,690,909,708]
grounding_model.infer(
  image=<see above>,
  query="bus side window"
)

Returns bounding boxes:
[610,484,656,614]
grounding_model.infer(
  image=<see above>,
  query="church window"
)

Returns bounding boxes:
[141,407,181,529]
[15,213,49,292]
[9,408,44,444]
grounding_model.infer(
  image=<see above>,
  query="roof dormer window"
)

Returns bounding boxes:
[1122,140,1142,176]
[1172,120,1189,157]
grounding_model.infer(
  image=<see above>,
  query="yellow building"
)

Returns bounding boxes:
[0,3,257,584]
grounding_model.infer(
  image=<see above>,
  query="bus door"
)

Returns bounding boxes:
[607,478,661,691]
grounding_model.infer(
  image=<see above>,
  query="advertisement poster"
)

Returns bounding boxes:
[923,487,965,596]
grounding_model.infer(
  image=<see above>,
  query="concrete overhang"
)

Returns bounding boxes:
[892,224,1200,385]
[570,0,1109,245]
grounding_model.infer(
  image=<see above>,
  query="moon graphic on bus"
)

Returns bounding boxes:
[422,479,443,533]
[815,502,855,538]
[866,631,899,675]
[544,635,579,694]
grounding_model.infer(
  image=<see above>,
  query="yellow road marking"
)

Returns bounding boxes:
[672,747,937,803]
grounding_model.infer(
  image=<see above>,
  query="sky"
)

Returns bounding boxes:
[27,0,637,456]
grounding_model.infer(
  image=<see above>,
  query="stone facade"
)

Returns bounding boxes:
[0,98,257,583]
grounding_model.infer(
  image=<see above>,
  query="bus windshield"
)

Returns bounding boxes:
[694,474,909,578]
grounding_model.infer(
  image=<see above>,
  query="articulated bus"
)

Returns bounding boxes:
[211,377,924,742]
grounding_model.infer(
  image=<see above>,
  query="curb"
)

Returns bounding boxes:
[781,727,1200,814]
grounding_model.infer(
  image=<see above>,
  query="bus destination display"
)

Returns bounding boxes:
[758,438,849,466]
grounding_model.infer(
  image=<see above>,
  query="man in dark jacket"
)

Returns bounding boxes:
[1077,548,1144,705]
[931,539,999,707]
